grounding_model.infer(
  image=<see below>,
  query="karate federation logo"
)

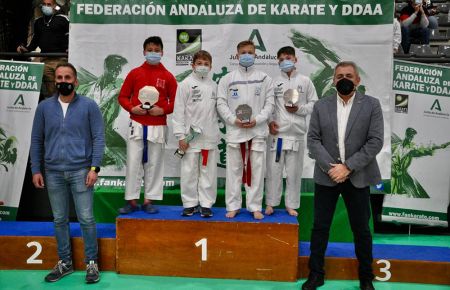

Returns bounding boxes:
[176,29,202,66]
[395,94,408,114]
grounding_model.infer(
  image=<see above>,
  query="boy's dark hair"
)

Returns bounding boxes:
[55,62,77,77]
[277,46,296,58]
[192,50,212,64]
[236,40,255,51]
[143,36,163,50]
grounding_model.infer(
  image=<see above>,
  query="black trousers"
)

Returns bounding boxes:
[308,180,374,281]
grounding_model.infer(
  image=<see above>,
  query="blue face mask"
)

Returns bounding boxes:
[239,53,255,68]
[279,59,295,73]
[41,6,53,16]
[145,52,161,65]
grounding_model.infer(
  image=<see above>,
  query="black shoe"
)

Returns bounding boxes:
[360,280,375,290]
[118,203,140,214]
[85,260,100,284]
[182,206,199,216]
[200,207,213,218]
[44,260,74,282]
[142,203,159,214]
[301,273,324,290]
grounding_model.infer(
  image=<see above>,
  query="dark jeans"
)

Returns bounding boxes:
[308,180,374,281]
[401,26,430,54]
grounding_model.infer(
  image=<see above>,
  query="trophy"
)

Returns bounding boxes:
[138,86,159,110]
[174,125,203,158]
[235,104,252,123]
[283,88,300,108]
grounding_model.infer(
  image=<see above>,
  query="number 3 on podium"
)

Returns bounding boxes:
[375,259,391,281]
[195,238,207,261]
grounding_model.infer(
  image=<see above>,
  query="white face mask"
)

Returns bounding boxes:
[194,65,210,77]
[41,6,53,16]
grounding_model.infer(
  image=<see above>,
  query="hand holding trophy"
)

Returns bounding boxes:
[138,86,159,110]
[174,125,203,158]
[235,104,253,124]
[283,88,299,110]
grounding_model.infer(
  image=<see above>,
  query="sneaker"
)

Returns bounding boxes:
[44,260,74,282]
[200,207,213,218]
[118,203,140,214]
[181,206,199,216]
[142,203,159,214]
[85,260,100,284]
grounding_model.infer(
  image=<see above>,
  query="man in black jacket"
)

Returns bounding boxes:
[17,0,68,97]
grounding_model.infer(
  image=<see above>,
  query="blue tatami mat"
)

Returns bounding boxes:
[299,242,450,262]
[0,221,115,238]
[118,205,299,224]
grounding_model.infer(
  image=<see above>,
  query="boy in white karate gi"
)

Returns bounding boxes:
[173,50,219,217]
[217,40,275,220]
[265,46,318,216]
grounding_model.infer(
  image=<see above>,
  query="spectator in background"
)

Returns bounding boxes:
[17,0,69,97]
[400,0,431,53]
[394,17,402,53]
[423,0,439,29]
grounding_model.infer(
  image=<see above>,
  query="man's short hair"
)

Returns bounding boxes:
[277,46,296,58]
[236,40,255,51]
[55,62,77,77]
[192,50,212,64]
[143,36,163,50]
[334,61,359,77]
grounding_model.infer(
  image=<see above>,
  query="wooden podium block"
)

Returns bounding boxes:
[298,242,450,285]
[116,206,298,281]
[0,222,116,271]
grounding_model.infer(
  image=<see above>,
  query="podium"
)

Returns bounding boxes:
[116,206,299,281]
[1,210,449,285]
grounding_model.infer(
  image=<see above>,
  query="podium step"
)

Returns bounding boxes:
[298,242,450,285]
[116,206,299,281]
[0,222,116,271]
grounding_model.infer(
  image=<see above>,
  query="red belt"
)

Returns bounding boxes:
[240,140,252,187]
[201,149,209,167]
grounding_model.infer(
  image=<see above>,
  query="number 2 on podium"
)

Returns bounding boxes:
[195,238,207,261]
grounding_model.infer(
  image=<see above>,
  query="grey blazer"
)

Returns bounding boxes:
[307,92,384,188]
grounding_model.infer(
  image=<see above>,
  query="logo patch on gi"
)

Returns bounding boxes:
[230,88,239,99]
[156,78,166,89]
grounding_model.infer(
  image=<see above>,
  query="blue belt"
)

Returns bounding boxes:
[275,138,283,162]
[142,125,148,163]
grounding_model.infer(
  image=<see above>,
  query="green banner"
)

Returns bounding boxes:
[382,60,450,227]
[393,60,450,98]
[0,60,43,220]
[0,62,43,92]
[71,0,393,25]
[70,0,393,196]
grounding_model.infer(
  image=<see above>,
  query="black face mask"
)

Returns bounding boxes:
[56,82,75,96]
[336,78,355,96]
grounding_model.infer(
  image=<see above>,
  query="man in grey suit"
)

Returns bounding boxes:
[302,61,384,290]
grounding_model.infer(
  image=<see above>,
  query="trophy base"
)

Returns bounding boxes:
[284,104,296,108]
[174,149,185,159]
[141,104,153,110]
